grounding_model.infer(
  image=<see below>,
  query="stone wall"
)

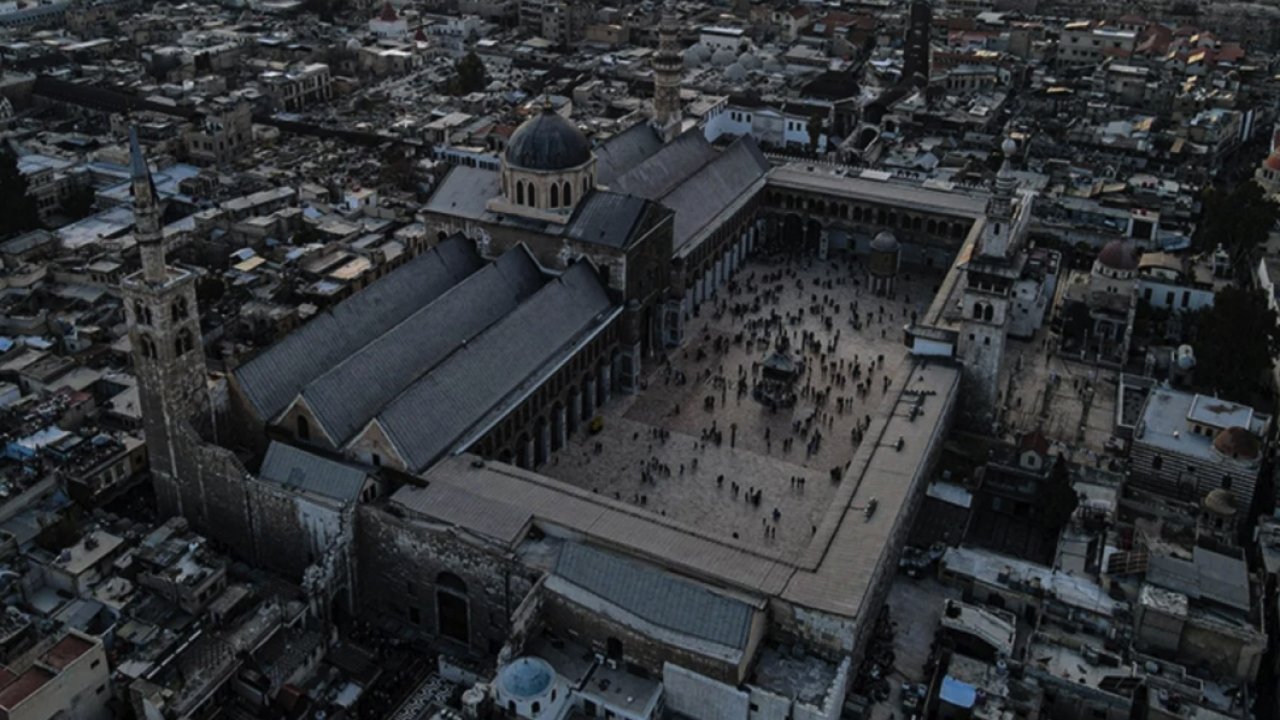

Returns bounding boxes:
[662,662,750,720]
[355,505,534,657]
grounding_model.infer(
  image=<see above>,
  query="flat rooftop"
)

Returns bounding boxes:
[768,165,988,219]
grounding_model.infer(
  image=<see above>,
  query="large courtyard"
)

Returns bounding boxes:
[544,254,946,560]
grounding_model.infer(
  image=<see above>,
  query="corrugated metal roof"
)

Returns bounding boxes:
[301,246,545,444]
[554,542,754,650]
[378,261,617,472]
[258,441,367,503]
[234,236,483,421]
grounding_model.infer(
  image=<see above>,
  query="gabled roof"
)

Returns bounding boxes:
[259,441,367,503]
[377,261,618,472]
[610,130,718,200]
[658,136,770,250]
[300,245,545,444]
[553,542,755,650]
[234,236,483,421]
[594,122,665,188]
[564,192,653,250]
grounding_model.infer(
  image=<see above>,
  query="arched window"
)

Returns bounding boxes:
[172,297,188,322]
[532,702,541,715]
[528,184,537,207]
[563,181,572,206]
[175,328,194,356]
[297,415,311,441]
[516,180,525,205]
[437,571,467,594]
[140,335,157,360]
[549,182,559,208]
[973,303,984,320]
[1152,455,1163,471]
[983,304,994,322]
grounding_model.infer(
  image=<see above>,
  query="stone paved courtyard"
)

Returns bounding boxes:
[545,254,946,559]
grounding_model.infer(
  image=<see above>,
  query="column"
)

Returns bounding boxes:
[520,436,534,468]
[537,422,551,467]
[555,405,567,448]
[568,392,581,432]
[818,228,830,261]
[583,379,596,420]
[601,364,612,405]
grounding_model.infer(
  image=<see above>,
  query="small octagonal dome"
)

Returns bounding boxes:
[871,231,900,253]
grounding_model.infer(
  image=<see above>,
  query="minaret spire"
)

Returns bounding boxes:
[651,3,683,142]
[129,127,167,284]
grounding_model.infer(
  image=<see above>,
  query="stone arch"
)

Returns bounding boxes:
[911,215,922,231]
[139,335,157,360]
[972,302,985,320]
[516,180,525,205]
[171,296,189,321]
[563,181,572,207]
[549,182,559,208]
[435,572,470,645]
[927,218,938,235]
[528,184,537,207]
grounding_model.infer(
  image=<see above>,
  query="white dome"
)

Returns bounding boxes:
[1001,137,1017,155]
[724,63,747,82]
[682,47,703,68]
[711,48,736,67]
[691,42,712,61]
[738,51,761,70]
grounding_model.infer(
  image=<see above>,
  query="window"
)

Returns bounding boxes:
[1222,475,1232,490]
[563,181,572,206]
[175,328,194,356]
[516,181,525,205]
[172,296,189,321]
[140,335,157,360]
[1152,455,1163,471]
[550,183,559,208]
[297,416,311,442]
[528,185,537,206]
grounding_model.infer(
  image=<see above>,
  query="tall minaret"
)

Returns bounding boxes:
[652,6,683,142]
[979,137,1020,259]
[120,127,211,515]
[957,136,1025,434]
[131,129,167,284]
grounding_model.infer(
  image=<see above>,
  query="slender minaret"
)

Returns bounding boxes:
[130,129,168,284]
[120,127,210,516]
[652,6,683,142]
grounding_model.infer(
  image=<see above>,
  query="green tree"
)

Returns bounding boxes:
[447,52,488,95]
[0,147,41,239]
[1189,286,1280,403]
[806,111,825,153]
[1194,180,1276,274]
[61,184,96,220]
[1043,454,1080,533]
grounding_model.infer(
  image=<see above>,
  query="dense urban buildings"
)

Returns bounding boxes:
[0,1,1279,720]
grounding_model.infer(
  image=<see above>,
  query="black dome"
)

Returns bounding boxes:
[505,108,592,171]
